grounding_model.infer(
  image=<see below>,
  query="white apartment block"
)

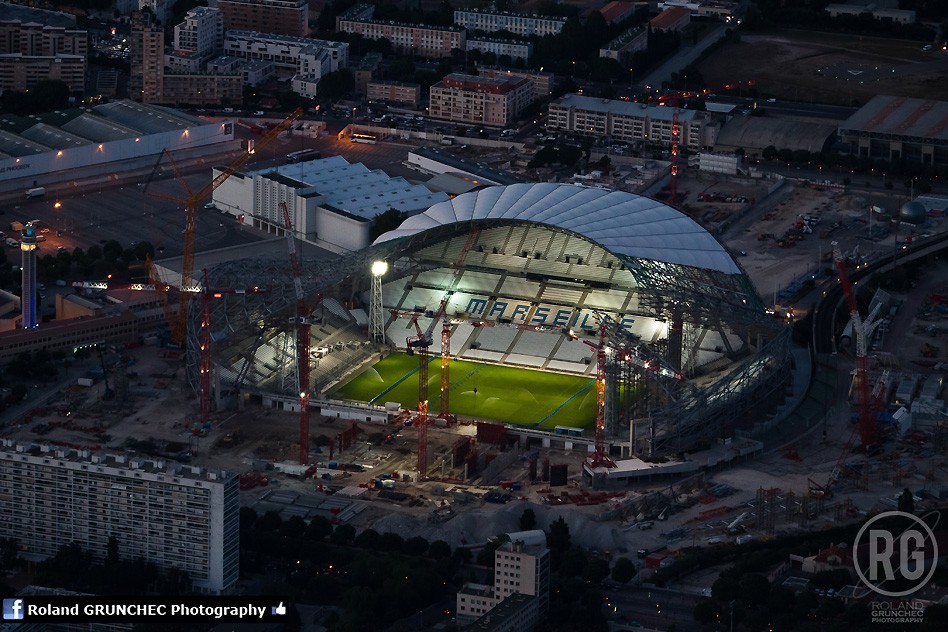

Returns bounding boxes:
[547,94,718,150]
[429,73,532,127]
[476,66,554,103]
[454,9,566,37]
[0,441,239,594]
[466,38,532,63]
[456,530,550,626]
[173,6,223,61]
[336,18,465,59]
[224,30,348,79]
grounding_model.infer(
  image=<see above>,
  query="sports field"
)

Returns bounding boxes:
[332,353,596,430]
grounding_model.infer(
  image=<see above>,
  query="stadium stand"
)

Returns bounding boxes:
[511,330,559,358]
[471,325,518,352]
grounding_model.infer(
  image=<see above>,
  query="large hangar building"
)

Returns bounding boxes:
[195,183,790,462]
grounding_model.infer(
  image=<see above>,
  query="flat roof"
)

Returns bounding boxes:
[155,237,333,277]
[0,2,77,28]
[551,93,699,123]
[256,155,449,220]
[93,101,205,134]
[411,147,525,186]
[467,593,535,631]
[840,95,948,141]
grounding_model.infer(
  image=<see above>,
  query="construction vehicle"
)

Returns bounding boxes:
[143,107,303,344]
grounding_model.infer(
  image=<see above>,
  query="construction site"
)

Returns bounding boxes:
[1,103,948,599]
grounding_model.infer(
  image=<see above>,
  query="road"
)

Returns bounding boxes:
[637,23,728,91]
[605,585,702,631]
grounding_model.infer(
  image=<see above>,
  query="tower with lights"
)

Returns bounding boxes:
[20,224,37,329]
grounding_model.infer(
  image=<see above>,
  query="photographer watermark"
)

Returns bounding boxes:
[853,511,940,624]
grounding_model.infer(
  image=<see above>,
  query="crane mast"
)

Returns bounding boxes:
[832,241,875,449]
[281,202,312,465]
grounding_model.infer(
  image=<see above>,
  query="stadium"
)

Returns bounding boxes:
[190,182,791,461]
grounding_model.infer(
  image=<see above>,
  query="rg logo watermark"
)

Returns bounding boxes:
[853,511,940,623]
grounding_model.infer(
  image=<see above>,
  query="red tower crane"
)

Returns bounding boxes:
[572,324,615,468]
[648,81,755,207]
[832,241,875,450]
[279,201,317,465]
[143,107,304,344]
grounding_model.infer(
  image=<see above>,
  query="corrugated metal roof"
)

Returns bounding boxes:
[93,101,204,134]
[840,95,948,141]
[374,183,741,274]
[552,94,698,122]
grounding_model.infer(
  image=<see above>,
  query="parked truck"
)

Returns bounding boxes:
[25,187,45,198]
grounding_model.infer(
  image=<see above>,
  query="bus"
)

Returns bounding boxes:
[286,149,322,163]
[351,133,377,145]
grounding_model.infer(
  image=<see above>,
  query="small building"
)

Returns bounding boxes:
[475,66,554,103]
[349,52,382,96]
[698,151,741,175]
[454,9,566,37]
[367,80,421,107]
[466,593,539,632]
[649,6,690,32]
[599,26,647,66]
[467,38,533,63]
[825,3,915,24]
[598,1,639,25]
[838,95,948,165]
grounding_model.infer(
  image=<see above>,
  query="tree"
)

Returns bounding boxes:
[693,598,721,624]
[558,548,587,577]
[547,516,571,553]
[319,69,355,102]
[305,515,333,541]
[331,524,356,545]
[711,575,739,602]
[370,208,405,241]
[519,508,536,531]
[102,240,124,263]
[239,507,257,530]
[255,510,282,532]
[582,558,610,585]
[378,532,404,552]
[611,557,636,584]
[739,573,771,607]
[404,536,429,556]
[280,516,307,539]
[898,488,915,513]
[354,528,380,549]
[428,540,451,560]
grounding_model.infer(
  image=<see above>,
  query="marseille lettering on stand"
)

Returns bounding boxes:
[463,297,635,332]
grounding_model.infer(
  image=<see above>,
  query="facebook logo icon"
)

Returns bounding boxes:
[2,599,24,620]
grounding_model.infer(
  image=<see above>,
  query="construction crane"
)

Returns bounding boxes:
[576,323,615,468]
[143,106,304,344]
[647,81,755,206]
[809,369,889,497]
[832,241,875,450]
[96,344,114,401]
[279,201,317,465]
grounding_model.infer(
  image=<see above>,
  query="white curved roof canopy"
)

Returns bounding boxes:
[374,183,741,274]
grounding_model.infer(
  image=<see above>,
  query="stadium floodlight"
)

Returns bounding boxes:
[371,261,388,276]
[369,261,387,343]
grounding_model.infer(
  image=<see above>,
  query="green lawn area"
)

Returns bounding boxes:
[332,353,596,430]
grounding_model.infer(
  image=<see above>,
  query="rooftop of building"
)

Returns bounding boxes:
[467,593,535,631]
[249,155,449,221]
[458,583,495,598]
[715,116,835,152]
[551,93,700,122]
[476,65,553,79]
[650,5,691,29]
[602,25,647,50]
[226,30,348,49]
[467,37,533,46]
[438,73,530,93]
[339,16,463,31]
[599,1,637,23]
[0,439,234,483]
[839,95,948,141]
[367,79,420,88]
[454,8,567,22]
[154,237,332,279]
[0,1,78,28]
[410,147,525,186]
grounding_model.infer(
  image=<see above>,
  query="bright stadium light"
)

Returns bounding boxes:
[371,261,388,276]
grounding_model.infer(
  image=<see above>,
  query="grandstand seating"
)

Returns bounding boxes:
[553,337,591,363]
[472,325,518,352]
[323,297,353,322]
[504,353,546,368]
[511,329,559,358]
[458,270,500,293]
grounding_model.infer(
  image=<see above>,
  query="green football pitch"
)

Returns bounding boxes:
[332,353,596,430]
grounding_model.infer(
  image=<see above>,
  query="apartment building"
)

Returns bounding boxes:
[599,26,647,66]
[454,9,566,37]
[173,7,223,61]
[456,531,550,626]
[224,31,348,77]
[336,18,464,59]
[217,0,309,37]
[476,66,554,103]
[129,11,164,103]
[0,440,239,593]
[367,80,421,106]
[0,14,87,93]
[547,94,718,149]
[466,38,532,63]
[0,54,85,92]
[429,73,532,127]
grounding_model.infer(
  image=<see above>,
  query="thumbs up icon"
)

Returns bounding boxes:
[272,603,286,616]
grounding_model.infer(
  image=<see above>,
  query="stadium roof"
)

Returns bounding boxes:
[374,183,741,274]
[840,95,948,141]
